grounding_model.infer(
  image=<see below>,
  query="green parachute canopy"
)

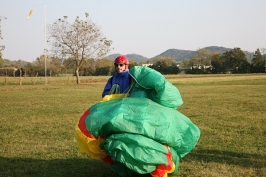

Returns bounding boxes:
[76,66,200,177]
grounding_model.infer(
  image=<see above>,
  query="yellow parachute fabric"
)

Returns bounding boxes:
[75,94,129,160]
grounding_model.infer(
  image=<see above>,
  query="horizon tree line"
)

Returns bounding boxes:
[0,47,265,78]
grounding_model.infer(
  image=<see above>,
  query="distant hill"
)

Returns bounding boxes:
[106,46,254,63]
[204,46,231,53]
[204,46,254,61]
[150,49,196,62]
[106,53,149,63]
[106,53,121,60]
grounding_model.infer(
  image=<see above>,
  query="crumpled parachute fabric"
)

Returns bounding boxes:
[75,66,200,177]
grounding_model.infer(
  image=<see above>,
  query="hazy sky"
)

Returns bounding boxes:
[1,0,266,62]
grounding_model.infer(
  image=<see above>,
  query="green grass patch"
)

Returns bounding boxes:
[0,74,265,177]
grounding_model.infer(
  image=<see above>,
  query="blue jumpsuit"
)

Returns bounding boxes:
[102,70,130,98]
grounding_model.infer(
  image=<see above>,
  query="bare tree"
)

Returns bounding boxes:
[47,13,112,84]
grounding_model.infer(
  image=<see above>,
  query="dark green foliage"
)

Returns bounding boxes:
[95,66,112,76]
[150,57,180,74]
[251,49,265,73]
[221,48,250,73]
[129,60,139,68]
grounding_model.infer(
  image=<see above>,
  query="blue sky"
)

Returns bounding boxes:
[1,0,266,62]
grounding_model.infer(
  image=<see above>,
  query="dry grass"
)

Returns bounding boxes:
[0,74,265,177]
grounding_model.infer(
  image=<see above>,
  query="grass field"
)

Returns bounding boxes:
[0,74,265,177]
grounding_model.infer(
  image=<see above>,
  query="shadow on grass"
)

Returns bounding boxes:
[1,150,265,177]
[0,157,119,177]
[184,149,266,169]
[0,157,152,177]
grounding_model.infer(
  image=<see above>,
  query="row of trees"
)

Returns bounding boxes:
[1,46,265,78]
[0,55,139,77]
[182,48,266,74]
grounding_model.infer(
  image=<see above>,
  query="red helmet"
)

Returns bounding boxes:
[114,55,129,65]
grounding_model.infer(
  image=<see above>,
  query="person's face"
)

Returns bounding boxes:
[115,63,126,73]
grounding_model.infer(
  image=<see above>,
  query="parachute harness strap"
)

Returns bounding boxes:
[108,80,136,98]
[109,84,120,95]
[124,80,136,95]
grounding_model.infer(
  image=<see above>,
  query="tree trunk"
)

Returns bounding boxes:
[75,69,80,84]
[19,68,22,85]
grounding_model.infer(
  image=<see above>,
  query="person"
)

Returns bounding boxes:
[102,55,131,98]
